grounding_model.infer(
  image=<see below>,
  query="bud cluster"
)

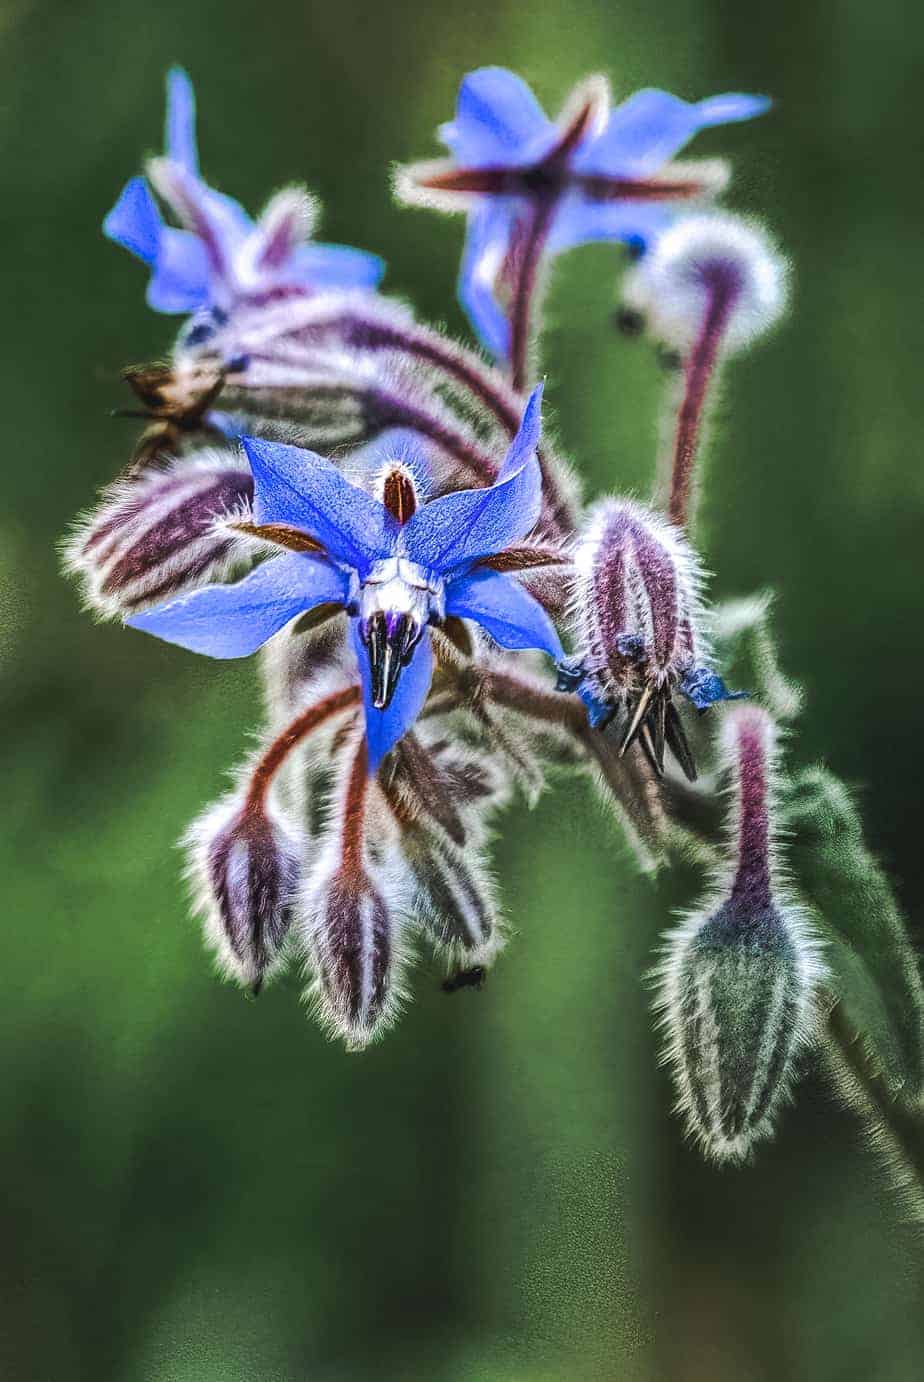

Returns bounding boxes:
[62,60,869,1179]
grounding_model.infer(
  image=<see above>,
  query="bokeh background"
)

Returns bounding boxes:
[2,0,923,1377]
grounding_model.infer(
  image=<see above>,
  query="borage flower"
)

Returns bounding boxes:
[104,67,384,324]
[563,498,743,779]
[397,67,768,381]
[127,385,563,769]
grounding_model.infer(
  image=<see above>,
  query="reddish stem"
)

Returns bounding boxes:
[340,737,370,873]
[728,710,773,908]
[245,685,360,812]
[667,273,739,529]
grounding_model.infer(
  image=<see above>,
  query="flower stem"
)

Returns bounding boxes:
[667,272,739,529]
[340,736,370,873]
[450,663,666,854]
[245,685,360,812]
[728,709,773,908]
[509,197,557,393]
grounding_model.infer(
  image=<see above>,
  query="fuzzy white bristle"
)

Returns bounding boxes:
[623,213,789,354]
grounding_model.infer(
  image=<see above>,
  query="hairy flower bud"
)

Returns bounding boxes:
[568,497,740,778]
[185,790,303,993]
[622,212,789,356]
[655,705,822,1163]
[64,451,253,616]
[302,850,407,1049]
[299,737,409,1047]
[404,827,503,964]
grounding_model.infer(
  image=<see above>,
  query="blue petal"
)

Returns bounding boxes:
[126,553,349,658]
[103,177,162,264]
[679,666,748,711]
[440,67,553,167]
[166,66,199,174]
[291,242,386,292]
[577,681,616,729]
[498,382,543,479]
[403,404,542,572]
[351,621,434,772]
[546,190,671,255]
[242,436,398,576]
[694,92,772,127]
[579,88,770,176]
[457,200,517,360]
[146,226,211,313]
[445,568,562,658]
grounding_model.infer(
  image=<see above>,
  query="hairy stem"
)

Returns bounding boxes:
[728,711,773,908]
[451,663,666,852]
[509,197,557,394]
[245,685,360,811]
[340,736,371,873]
[667,272,739,528]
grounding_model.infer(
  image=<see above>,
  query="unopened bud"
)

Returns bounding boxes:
[622,213,789,356]
[403,826,502,965]
[655,705,822,1162]
[185,791,303,993]
[63,452,253,617]
[303,850,407,1049]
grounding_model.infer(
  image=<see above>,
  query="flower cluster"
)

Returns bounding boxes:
[68,63,836,1162]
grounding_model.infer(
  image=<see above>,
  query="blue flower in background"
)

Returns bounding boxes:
[399,68,768,361]
[104,67,385,318]
[127,385,563,770]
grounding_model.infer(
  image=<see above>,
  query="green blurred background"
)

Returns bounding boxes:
[1,0,923,1377]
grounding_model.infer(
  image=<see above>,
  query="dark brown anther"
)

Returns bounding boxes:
[381,465,419,524]
[665,701,697,783]
[620,685,654,757]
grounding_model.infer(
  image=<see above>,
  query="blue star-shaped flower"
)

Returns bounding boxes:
[399,68,768,362]
[127,385,563,770]
[104,67,385,318]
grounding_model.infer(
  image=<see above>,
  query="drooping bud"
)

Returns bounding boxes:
[63,451,253,617]
[403,826,503,965]
[654,705,822,1163]
[569,497,741,779]
[303,848,407,1048]
[300,738,408,1047]
[622,213,789,357]
[185,790,303,993]
[382,734,505,964]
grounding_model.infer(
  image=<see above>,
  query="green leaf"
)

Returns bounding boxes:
[782,766,924,1109]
